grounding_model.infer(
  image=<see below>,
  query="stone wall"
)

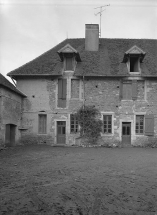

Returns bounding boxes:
[16,76,157,146]
[0,87,22,146]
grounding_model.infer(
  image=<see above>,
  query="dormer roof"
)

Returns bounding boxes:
[122,45,146,63]
[125,45,146,55]
[7,38,157,78]
[57,43,81,62]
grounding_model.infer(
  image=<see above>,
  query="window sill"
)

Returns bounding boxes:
[56,107,68,109]
[129,72,141,75]
[38,133,47,135]
[70,98,83,101]
[101,133,114,137]
[135,134,145,136]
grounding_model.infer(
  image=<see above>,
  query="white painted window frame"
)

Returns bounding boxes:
[128,56,141,75]
[134,112,146,136]
[54,118,68,144]
[101,112,114,136]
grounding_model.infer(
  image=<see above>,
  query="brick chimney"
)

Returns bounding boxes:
[85,24,99,51]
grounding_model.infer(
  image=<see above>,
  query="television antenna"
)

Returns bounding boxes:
[94,4,110,37]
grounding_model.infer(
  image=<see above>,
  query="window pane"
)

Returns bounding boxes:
[38,115,47,134]
[66,57,73,70]
[108,129,111,133]
[136,115,144,134]
[103,115,112,134]
[123,127,126,135]
[70,114,78,133]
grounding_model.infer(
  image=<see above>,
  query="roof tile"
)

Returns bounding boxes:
[7,38,157,77]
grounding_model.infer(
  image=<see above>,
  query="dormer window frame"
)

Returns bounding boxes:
[57,43,81,72]
[128,54,141,74]
[63,53,76,72]
[122,45,146,75]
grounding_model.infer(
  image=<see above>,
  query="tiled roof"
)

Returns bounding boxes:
[7,38,157,77]
[0,73,26,97]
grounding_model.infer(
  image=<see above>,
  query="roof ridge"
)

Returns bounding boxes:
[0,73,26,97]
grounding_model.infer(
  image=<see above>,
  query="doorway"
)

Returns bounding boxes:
[5,124,16,146]
[57,121,66,144]
[122,122,131,145]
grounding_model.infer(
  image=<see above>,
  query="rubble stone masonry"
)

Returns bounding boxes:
[16,76,157,146]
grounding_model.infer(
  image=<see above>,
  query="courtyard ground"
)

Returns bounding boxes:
[0,145,157,215]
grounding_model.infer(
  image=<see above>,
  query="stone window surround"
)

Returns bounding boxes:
[54,118,68,144]
[38,113,47,134]
[121,77,146,101]
[101,112,114,136]
[56,77,83,109]
[134,112,146,136]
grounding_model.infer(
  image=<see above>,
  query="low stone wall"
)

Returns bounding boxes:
[18,133,54,145]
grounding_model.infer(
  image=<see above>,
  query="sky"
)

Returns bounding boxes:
[0,0,157,81]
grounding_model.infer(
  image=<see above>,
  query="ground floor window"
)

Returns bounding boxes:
[70,114,78,133]
[38,114,47,134]
[103,115,112,134]
[136,115,144,134]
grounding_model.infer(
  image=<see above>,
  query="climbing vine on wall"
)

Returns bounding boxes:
[75,105,103,144]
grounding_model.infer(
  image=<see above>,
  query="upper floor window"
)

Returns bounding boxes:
[120,80,145,101]
[65,55,73,71]
[57,43,81,72]
[58,79,67,108]
[130,56,140,72]
[71,79,80,99]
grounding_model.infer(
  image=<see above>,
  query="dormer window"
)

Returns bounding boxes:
[122,45,146,74]
[57,43,81,72]
[130,55,140,72]
[65,54,74,71]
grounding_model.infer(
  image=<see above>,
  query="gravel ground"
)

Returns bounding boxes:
[0,145,157,215]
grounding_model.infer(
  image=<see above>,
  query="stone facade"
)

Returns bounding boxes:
[10,75,157,147]
[6,30,157,147]
[0,87,22,146]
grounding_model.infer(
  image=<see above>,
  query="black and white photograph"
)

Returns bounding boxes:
[0,0,157,214]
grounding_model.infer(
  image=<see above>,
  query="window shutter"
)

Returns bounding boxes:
[119,80,123,100]
[58,79,67,108]
[66,57,73,70]
[58,79,63,99]
[132,80,137,100]
[62,79,67,99]
[145,114,154,136]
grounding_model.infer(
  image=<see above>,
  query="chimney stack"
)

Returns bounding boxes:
[85,24,99,51]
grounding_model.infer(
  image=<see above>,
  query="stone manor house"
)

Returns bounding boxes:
[0,24,157,147]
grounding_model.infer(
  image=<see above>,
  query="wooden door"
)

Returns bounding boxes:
[57,121,66,144]
[122,122,131,145]
[5,124,11,146]
[10,125,16,146]
[5,124,16,146]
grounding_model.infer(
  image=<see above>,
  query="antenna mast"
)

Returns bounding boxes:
[94,4,110,37]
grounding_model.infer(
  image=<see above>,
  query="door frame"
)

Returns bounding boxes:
[5,124,16,146]
[122,122,131,144]
[54,119,68,144]
[119,119,134,144]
